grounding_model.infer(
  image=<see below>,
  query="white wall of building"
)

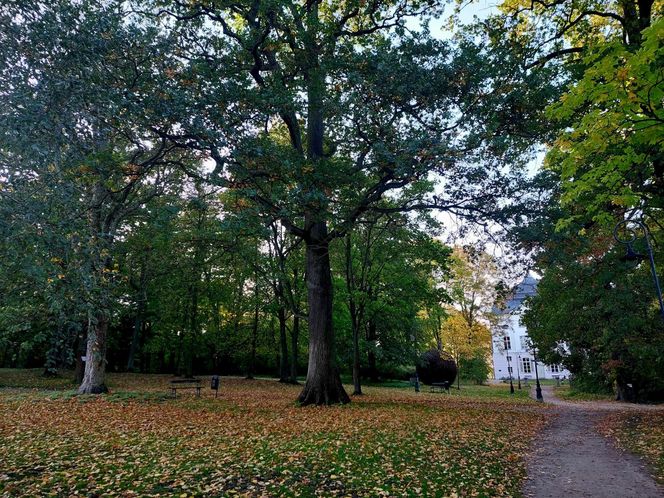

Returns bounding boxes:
[491,275,570,381]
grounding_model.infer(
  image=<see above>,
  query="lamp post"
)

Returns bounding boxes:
[516,354,522,390]
[506,353,515,394]
[613,219,664,321]
[533,353,543,402]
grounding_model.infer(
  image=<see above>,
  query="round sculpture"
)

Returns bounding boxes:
[416,349,457,385]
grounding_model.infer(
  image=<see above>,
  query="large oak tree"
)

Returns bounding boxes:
[139,0,539,404]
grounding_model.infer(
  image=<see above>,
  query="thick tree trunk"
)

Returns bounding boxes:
[78,315,109,394]
[278,305,290,382]
[298,225,350,405]
[290,314,299,384]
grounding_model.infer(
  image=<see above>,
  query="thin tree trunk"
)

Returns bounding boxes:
[346,233,362,395]
[247,275,259,380]
[290,314,299,384]
[73,327,87,385]
[457,352,461,391]
[352,323,362,395]
[278,305,289,382]
[127,257,148,371]
[126,314,142,372]
[78,314,109,394]
[367,320,378,382]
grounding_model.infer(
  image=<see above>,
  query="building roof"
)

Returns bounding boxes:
[494,273,538,316]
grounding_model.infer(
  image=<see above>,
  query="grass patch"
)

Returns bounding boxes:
[555,385,614,402]
[0,370,549,497]
[598,412,664,485]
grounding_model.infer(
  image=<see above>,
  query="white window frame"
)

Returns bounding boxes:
[522,357,532,374]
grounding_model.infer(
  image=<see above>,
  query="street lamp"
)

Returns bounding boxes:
[506,353,515,394]
[613,218,664,320]
[533,353,543,402]
[516,354,522,390]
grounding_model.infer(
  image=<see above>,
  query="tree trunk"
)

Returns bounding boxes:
[278,305,290,382]
[352,322,362,395]
[78,314,109,394]
[346,233,362,395]
[290,314,300,384]
[298,225,350,405]
[73,327,87,385]
[366,320,379,382]
[126,314,142,372]
[127,257,148,372]
[246,279,259,380]
[456,352,461,391]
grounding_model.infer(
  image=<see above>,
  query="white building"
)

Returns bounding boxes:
[492,274,570,381]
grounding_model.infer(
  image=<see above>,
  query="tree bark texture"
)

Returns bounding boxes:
[298,226,350,405]
[278,304,290,382]
[78,315,109,394]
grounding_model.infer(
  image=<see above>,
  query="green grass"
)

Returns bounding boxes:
[555,385,614,401]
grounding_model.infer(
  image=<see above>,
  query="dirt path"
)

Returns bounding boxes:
[522,385,663,498]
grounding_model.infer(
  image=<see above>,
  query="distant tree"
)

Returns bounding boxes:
[440,310,492,388]
[459,354,491,386]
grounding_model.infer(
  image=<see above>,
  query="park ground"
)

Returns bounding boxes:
[0,370,662,497]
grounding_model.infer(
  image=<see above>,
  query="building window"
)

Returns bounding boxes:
[503,336,511,350]
[522,357,532,374]
[520,336,529,350]
[550,364,560,373]
[508,366,513,374]
[507,356,512,362]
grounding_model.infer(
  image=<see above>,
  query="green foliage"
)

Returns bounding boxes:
[547,18,664,227]
[459,354,491,385]
[522,228,664,401]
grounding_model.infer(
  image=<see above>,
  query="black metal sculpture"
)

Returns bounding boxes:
[416,349,457,386]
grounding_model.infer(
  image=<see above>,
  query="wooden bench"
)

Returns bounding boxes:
[169,378,202,398]
[430,381,451,394]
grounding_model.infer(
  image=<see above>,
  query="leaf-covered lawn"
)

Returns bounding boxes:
[599,412,664,486]
[0,371,548,497]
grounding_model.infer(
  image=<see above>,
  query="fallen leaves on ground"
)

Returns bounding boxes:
[598,412,664,486]
[0,372,550,497]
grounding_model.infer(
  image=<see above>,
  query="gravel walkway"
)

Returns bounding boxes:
[522,385,663,498]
